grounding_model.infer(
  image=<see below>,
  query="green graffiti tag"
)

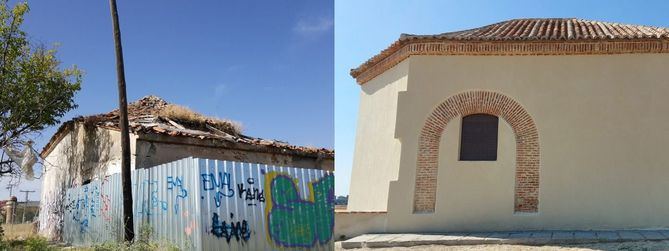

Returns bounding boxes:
[264,172,334,248]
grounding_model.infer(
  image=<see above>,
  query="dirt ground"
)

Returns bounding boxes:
[336,240,669,251]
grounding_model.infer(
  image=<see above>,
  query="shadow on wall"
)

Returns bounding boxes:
[61,122,115,186]
[360,61,408,96]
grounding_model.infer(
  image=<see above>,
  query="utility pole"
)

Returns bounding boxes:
[6,185,13,197]
[109,0,134,242]
[18,190,34,223]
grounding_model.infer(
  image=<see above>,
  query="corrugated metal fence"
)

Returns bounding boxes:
[62,157,334,250]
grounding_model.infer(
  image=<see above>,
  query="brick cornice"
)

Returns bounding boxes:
[351,39,669,84]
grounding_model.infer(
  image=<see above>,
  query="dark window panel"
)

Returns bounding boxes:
[459,114,498,161]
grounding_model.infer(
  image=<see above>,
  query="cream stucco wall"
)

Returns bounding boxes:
[347,60,408,211]
[433,115,517,229]
[350,53,669,232]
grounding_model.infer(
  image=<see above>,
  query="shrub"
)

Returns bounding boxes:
[92,224,179,251]
[23,235,51,251]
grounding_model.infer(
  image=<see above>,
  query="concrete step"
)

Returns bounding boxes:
[340,230,669,249]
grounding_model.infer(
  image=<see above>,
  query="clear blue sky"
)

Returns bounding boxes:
[335,0,669,196]
[1,0,333,201]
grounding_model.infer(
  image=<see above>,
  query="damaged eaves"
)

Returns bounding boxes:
[41,96,334,159]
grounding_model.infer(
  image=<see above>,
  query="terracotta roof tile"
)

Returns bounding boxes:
[351,18,669,84]
[401,18,669,41]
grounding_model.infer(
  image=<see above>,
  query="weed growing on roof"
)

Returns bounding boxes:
[158,104,242,135]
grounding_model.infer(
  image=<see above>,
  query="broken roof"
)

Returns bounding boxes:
[351,18,669,84]
[41,96,333,159]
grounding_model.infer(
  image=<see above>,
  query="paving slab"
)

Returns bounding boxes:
[595,231,620,242]
[465,232,492,239]
[339,230,669,249]
[372,234,404,242]
[456,233,491,245]
[341,234,376,249]
[618,231,645,241]
[641,231,666,240]
[487,232,510,239]
[506,231,533,244]
[525,231,552,245]
[657,230,669,238]
[364,234,405,248]
[339,234,374,248]
[485,232,510,244]
[416,234,448,245]
[346,234,379,242]
[572,231,598,244]
[387,234,425,247]
[432,233,466,245]
[531,232,552,239]
[508,231,532,239]
[551,231,574,241]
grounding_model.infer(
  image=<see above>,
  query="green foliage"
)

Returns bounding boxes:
[0,0,81,149]
[92,224,179,251]
[92,241,179,251]
[137,223,153,244]
[22,235,51,251]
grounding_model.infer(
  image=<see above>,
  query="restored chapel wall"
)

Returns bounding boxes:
[353,53,669,231]
[347,60,408,211]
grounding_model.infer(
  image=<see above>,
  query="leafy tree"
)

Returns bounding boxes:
[335,195,348,205]
[0,1,81,176]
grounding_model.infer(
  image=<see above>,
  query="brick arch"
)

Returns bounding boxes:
[414,90,539,213]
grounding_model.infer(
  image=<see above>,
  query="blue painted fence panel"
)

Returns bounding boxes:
[62,157,334,250]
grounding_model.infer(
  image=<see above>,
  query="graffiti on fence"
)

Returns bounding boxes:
[64,178,115,235]
[237,177,265,206]
[57,159,334,249]
[40,190,66,239]
[200,171,265,207]
[182,211,198,236]
[167,176,188,213]
[264,172,335,248]
[137,179,168,215]
[210,212,252,243]
[99,176,112,222]
[201,171,234,208]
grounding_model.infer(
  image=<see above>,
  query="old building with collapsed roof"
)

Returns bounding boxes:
[38,95,333,239]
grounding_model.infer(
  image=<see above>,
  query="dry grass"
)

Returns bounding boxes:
[3,223,36,240]
[158,104,242,135]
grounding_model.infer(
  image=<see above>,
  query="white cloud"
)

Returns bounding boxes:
[293,17,334,35]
